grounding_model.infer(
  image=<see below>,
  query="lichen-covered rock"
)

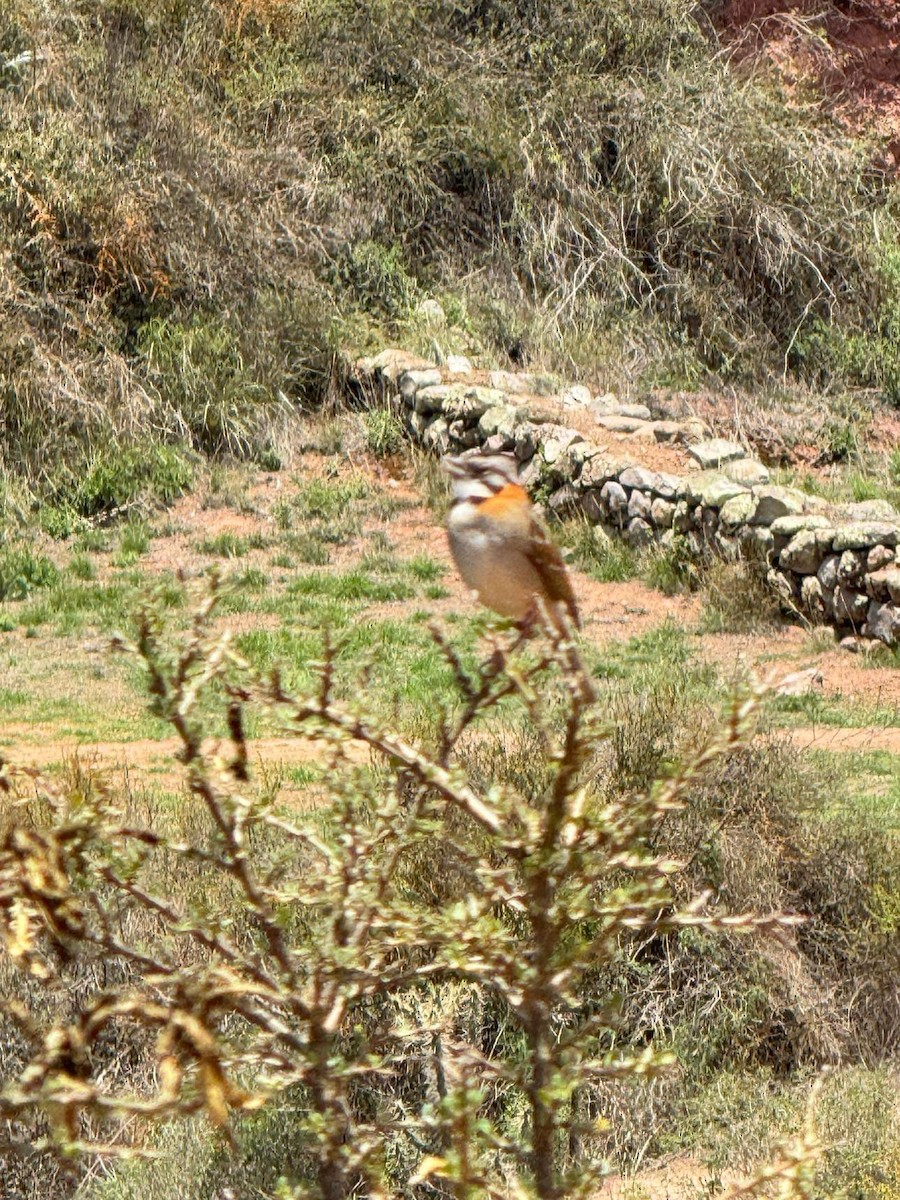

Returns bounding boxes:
[423,416,450,453]
[618,466,678,498]
[673,500,694,533]
[840,499,899,523]
[749,486,806,526]
[414,384,451,414]
[650,497,675,529]
[447,419,480,449]
[483,431,515,453]
[722,458,770,486]
[445,354,473,374]
[699,478,748,509]
[514,423,538,461]
[540,427,586,466]
[867,544,895,572]
[359,349,434,388]
[601,480,628,517]
[399,368,442,402]
[591,396,651,420]
[561,384,592,408]
[800,575,826,617]
[865,600,900,645]
[833,587,869,624]
[444,386,504,422]
[548,483,582,514]
[767,569,796,604]
[595,414,652,434]
[580,454,622,489]
[737,525,774,559]
[769,514,833,538]
[833,522,900,551]
[817,555,839,592]
[780,528,833,574]
[628,489,653,522]
[626,517,653,547]
[404,410,428,439]
[719,492,756,529]
[865,565,900,603]
[582,489,605,522]
[478,403,518,437]
[837,549,866,585]
[688,439,746,469]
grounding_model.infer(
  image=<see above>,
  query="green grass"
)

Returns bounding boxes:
[560,521,638,583]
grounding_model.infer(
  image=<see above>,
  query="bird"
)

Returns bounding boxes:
[442,452,580,632]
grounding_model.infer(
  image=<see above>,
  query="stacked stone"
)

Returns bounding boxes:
[354,350,900,648]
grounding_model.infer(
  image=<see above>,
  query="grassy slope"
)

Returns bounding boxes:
[1,0,898,508]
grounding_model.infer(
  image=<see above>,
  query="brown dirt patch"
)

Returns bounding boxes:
[789,723,900,753]
[597,1154,742,1198]
[717,0,900,170]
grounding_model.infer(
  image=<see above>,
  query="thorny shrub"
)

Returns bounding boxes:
[0,587,821,1198]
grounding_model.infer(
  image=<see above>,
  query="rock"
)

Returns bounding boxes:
[651,420,690,443]
[626,517,653,547]
[489,370,535,395]
[767,569,796,605]
[673,500,694,533]
[399,368,442,403]
[840,635,862,653]
[422,416,450,454]
[769,514,834,538]
[700,508,719,539]
[841,499,899,522]
[561,384,593,408]
[749,486,806,526]
[447,419,480,449]
[595,414,653,434]
[817,555,839,592]
[780,528,833,574]
[359,348,434,387]
[837,549,866,585]
[541,428,586,469]
[688,439,746,469]
[445,354,473,375]
[867,544,895,572]
[618,466,679,498]
[590,397,651,420]
[483,431,515,453]
[699,478,748,509]
[650,497,676,529]
[478,403,518,437]
[514,424,538,461]
[582,489,605,522]
[833,587,869,624]
[800,576,826,618]
[833,522,900,551]
[443,386,504,422]
[627,489,653,522]
[404,410,428,439]
[418,298,446,323]
[722,458,770,486]
[719,492,756,529]
[601,480,628,518]
[738,525,774,559]
[865,565,900,603]
[865,600,900,645]
[548,483,582,514]
[518,458,541,489]
[580,455,622,488]
[414,384,451,414]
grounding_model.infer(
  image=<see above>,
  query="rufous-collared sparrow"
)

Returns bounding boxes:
[443,453,580,631]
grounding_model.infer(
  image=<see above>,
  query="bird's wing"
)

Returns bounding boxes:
[524,515,580,629]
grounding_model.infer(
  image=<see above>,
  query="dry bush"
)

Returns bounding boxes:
[0,587,820,1199]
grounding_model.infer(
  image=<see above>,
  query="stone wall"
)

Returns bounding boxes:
[352,350,900,649]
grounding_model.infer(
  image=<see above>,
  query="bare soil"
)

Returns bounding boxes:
[4,443,898,791]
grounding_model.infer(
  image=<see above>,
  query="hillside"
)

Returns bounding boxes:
[1,0,899,508]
